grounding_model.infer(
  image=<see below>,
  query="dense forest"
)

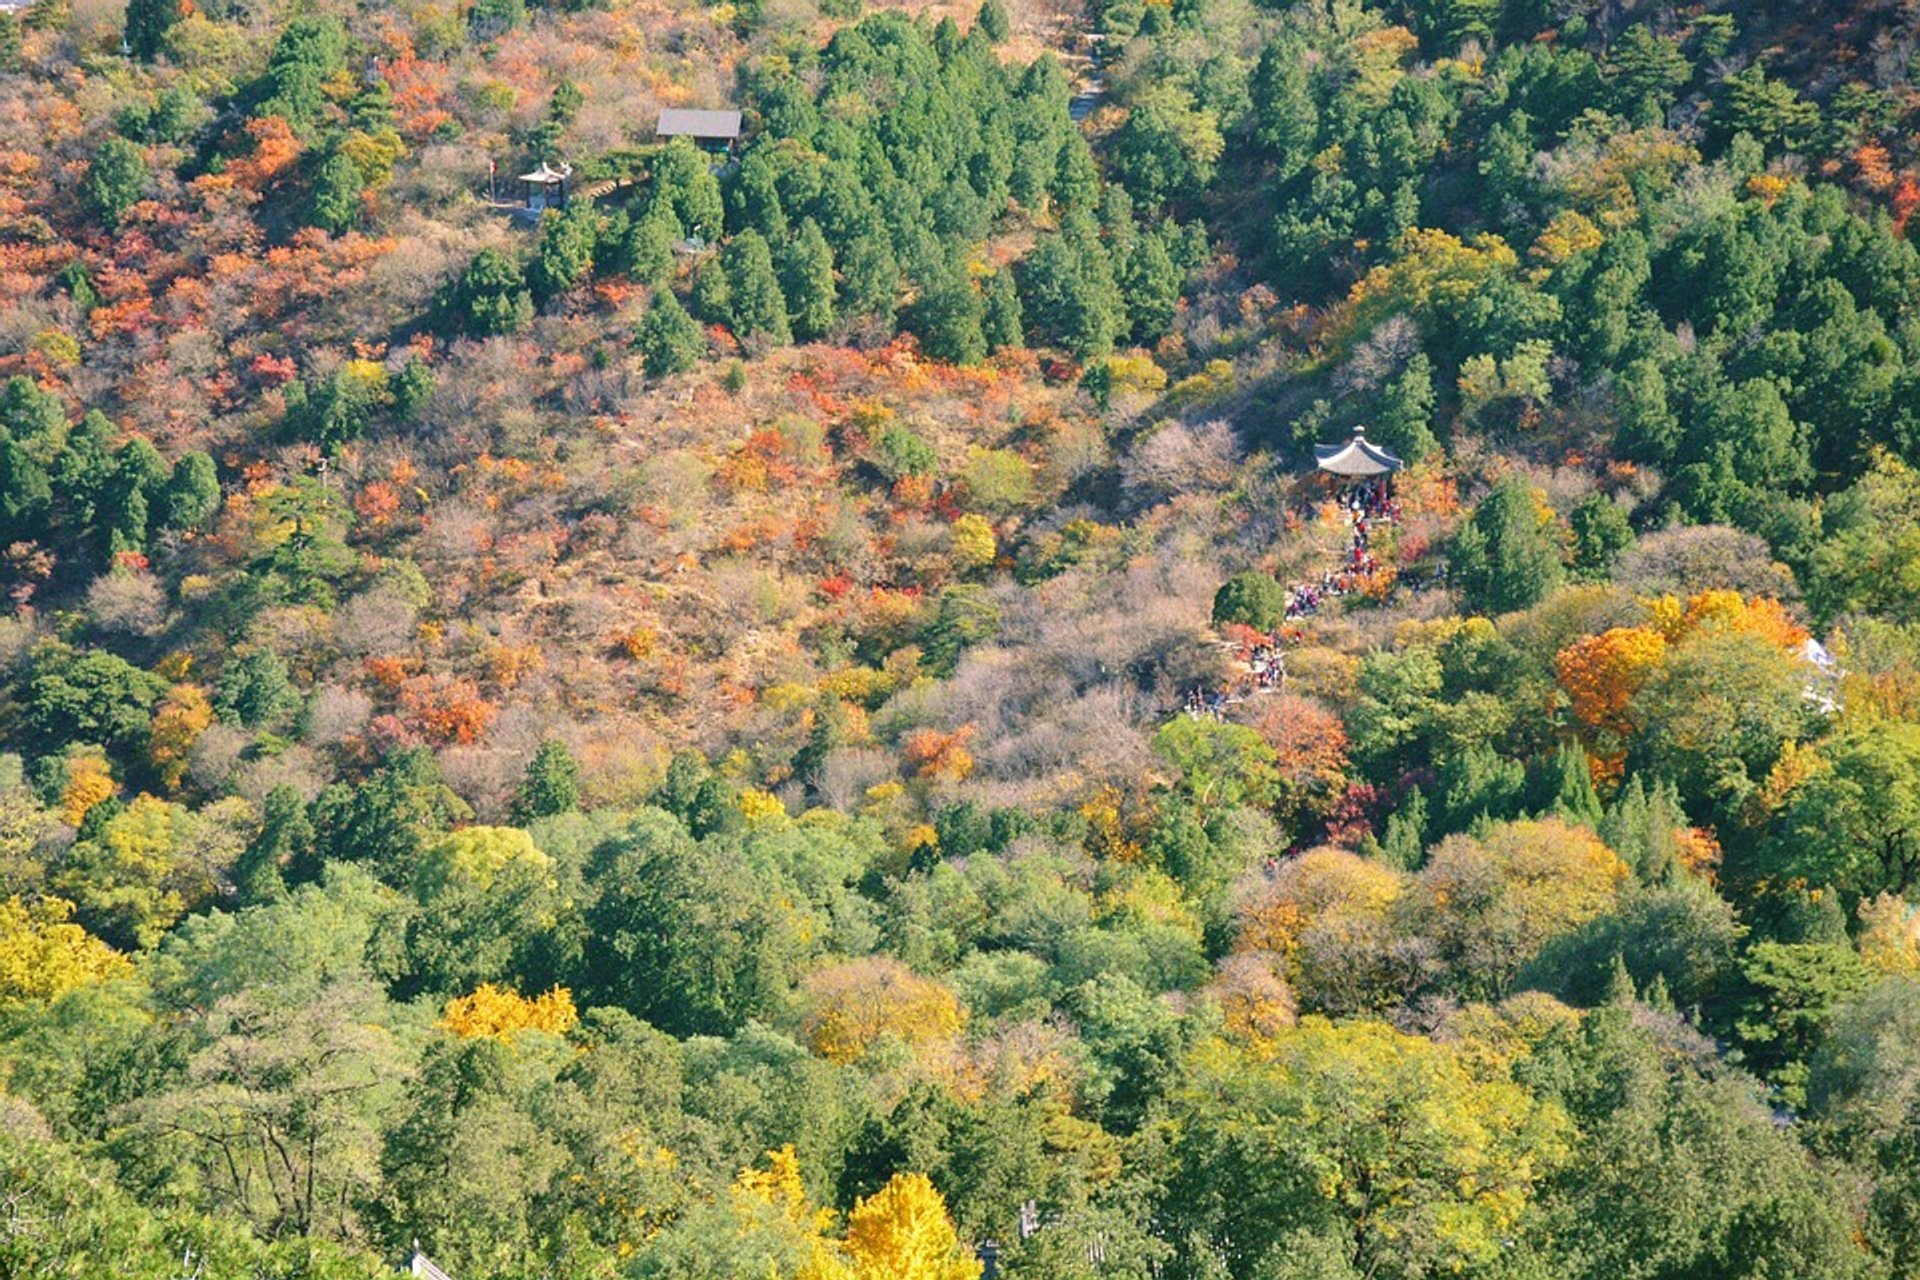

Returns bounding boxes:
[10,0,1920,1275]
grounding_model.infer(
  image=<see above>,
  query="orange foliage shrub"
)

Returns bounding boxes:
[148,685,214,792]
[1246,695,1350,828]
[903,725,975,782]
[60,755,116,828]
[398,673,497,744]
[1555,626,1668,741]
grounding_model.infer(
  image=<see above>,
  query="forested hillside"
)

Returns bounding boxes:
[8,0,1920,1275]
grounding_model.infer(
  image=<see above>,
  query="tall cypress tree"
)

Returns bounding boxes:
[779,219,837,342]
[721,230,791,345]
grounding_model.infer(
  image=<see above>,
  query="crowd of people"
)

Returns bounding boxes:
[1184,480,1405,720]
[1284,482,1395,619]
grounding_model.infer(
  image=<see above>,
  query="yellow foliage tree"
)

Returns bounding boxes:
[1205,951,1298,1050]
[841,1173,981,1280]
[438,983,578,1041]
[60,753,116,828]
[949,514,997,570]
[1232,845,1406,962]
[1858,894,1920,975]
[1417,818,1629,996]
[801,957,966,1065]
[148,683,214,792]
[736,1144,836,1236]
[0,895,131,1004]
[1677,589,1808,649]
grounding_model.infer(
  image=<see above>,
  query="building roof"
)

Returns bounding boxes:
[518,162,571,184]
[1314,428,1404,477]
[656,108,744,140]
[410,1249,455,1280]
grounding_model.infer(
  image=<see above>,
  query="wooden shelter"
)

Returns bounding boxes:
[655,108,744,155]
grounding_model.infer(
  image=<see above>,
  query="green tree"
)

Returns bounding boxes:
[1249,37,1318,178]
[256,15,348,130]
[307,151,363,234]
[1532,998,1870,1280]
[450,248,533,337]
[1153,717,1278,811]
[1733,941,1873,1107]
[159,451,219,533]
[982,269,1023,352]
[213,650,297,729]
[839,225,900,323]
[1211,571,1287,632]
[1568,494,1632,579]
[919,585,1001,677]
[1018,219,1124,359]
[778,219,837,341]
[84,138,149,228]
[1163,1019,1566,1280]
[123,0,183,60]
[581,809,811,1035]
[1450,476,1564,615]
[24,643,167,758]
[513,738,580,822]
[636,290,705,378]
[1764,721,1920,900]
[722,230,792,344]
[620,206,680,286]
[1373,352,1438,462]
[908,266,987,365]
[1118,231,1181,344]
[529,204,600,305]
[975,0,1008,42]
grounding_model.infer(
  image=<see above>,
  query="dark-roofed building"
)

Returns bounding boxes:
[655,108,744,154]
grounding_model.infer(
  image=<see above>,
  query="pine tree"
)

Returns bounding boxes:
[838,225,900,324]
[982,269,1023,352]
[1381,786,1428,870]
[529,204,600,305]
[307,151,363,235]
[729,152,789,240]
[1600,775,1684,881]
[514,738,580,821]
[691,255,732,326]
[451,249,533,337]
[1119,231,1182,344]
[621,207,680,286]
[1450,476,1564,615]
[721,230,791,345]
[976,0,1009,42]
[779,219,837,341]
[84,138,149,228]
[1249,37,1317,176]
[907,265,986,365]
[159,451,219,533]
[1018,217,1124,359]
[1375,353,1438,462]
[636,291,705,378]
[122,0,182,60]
[1548,741,1603,829]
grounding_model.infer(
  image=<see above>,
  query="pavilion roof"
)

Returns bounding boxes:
[519,162,571,184]
[1314,428,1404,477]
